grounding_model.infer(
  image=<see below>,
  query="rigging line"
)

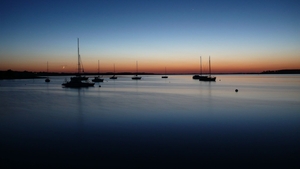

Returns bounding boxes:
[80,55,84,72]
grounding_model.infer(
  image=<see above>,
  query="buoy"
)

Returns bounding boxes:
[99,85,101,87]
[235,89,238,92]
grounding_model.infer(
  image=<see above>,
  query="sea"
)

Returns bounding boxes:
[1,75,299,168]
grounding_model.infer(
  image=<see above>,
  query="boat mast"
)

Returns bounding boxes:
[136,61,138,75]
[200,56,202,76]
[77,38,81,75]
[47,61,49,73]
[98,60,99,74]
[209,56,211,78]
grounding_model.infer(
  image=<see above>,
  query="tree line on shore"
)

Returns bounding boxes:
[1,69,299,79]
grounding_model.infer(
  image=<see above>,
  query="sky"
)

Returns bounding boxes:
[1,0,300,73]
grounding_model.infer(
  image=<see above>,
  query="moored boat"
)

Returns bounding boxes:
[45,62,50,82]
[132,75,141,80]
[92,60,104,82]
[199,56,216,82]
[71,76,88,81]
[110,75,117,79]
[45,77,50,82]
[109,64,117,79]
[193,56,207,80]
[162,67,168,78]
[92,76,104,82]
[62,38,94,87]
[62,78,95,87]
[132,61,142,80]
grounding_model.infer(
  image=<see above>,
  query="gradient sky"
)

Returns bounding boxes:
[1,0,300,73]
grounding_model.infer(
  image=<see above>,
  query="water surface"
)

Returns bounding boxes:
[1,75,299,168]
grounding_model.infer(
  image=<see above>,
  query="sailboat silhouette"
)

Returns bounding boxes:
[92,60,104,82]
[193,56,208,80]
[132,61,141,80]
[62,38,95,87]
[45,61,50,82]
[162,67,168,78]
[110,64,117,79]
[199,56,216,82]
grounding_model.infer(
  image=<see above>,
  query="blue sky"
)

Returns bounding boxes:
[1,0,299,73]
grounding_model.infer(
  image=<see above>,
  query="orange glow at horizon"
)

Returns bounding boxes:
[1,57,299,74]
[1,50,299,74]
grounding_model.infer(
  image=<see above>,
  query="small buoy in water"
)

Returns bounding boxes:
[235,89,238,92]
[99,85,101,87]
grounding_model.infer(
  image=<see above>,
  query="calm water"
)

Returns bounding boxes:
[1,75,300,168]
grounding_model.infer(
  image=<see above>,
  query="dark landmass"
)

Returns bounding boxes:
[261,69,300,74]
[0,70,43,79]
[0,69,155,79]
[1,69,300,79]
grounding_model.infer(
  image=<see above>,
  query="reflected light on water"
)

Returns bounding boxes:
[0,75,299,168]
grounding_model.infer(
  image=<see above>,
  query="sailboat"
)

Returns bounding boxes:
[109,64,117,79]
[193,56,208,80]
[45,61,50,82]
[62,38,95,87]
[199,56,216,82]
[92,60,104,82]
[161,67,168,78]
[70,41,88,81]
[132,61,142,80]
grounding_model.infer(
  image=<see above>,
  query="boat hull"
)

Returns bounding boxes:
[193,75,208,79]
[92,79,104,82]
[62,77,94,87]
[132,76,141,80]
[92,77,104,82]
[71,76,88,81]
[110,75,117,79]
[199,77,216,82]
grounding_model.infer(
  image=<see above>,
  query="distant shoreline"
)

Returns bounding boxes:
[1,69,300,79]
[260,69,300,74]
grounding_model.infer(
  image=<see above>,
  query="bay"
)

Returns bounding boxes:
[1,75,299,168]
